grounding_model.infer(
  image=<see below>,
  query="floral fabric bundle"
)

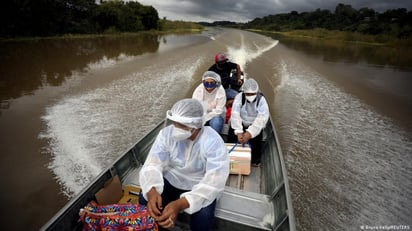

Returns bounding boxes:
[79,201,158,231]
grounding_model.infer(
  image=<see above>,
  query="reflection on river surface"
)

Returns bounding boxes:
[264,33,412,71]
[0,34,160,102]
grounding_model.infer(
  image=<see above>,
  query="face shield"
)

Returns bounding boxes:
[163,99,205,129]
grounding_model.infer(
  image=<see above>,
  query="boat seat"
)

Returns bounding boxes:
[215,187,274,230]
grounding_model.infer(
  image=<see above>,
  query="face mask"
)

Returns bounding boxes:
[217,62,227,68]
[246,95,257,102]
[203,82,217,89]
[172,126,192,141]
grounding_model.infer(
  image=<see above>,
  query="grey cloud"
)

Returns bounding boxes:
[138,0,412,22]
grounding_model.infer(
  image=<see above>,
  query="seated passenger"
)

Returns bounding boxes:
[228,79,269,166]
[208,53,243,91]
[139,99,230,231]
[192,71,226,133]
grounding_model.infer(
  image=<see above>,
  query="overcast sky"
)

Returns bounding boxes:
[135,0,412,22]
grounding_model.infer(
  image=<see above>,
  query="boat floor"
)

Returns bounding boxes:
[225,165,264,193]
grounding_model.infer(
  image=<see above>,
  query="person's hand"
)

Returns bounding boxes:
[146,187,163,219]
[237,133,244,144]
[243,131,252,143]
[208,101,217,111]
[156,198,189,229]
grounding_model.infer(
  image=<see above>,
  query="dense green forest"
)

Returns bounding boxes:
[202,3,412,39]
[244,4,412,38]
[0,0,159,37]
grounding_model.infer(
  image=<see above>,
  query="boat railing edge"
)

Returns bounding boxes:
[269,117,296,231]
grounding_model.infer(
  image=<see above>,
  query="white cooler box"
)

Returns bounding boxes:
[225,143,251,175]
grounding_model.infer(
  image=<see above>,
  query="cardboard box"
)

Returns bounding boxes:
[225,143,251,175]
[95,175,123,205]
[94,175,141,205]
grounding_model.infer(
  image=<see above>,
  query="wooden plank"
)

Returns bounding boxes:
[241,165,261,193]
[226,174,241,188]
[225,165,262,194]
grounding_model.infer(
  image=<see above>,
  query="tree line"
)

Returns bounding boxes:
[2,2,411,39]
[0,0,159,38]
[243,4,412,38]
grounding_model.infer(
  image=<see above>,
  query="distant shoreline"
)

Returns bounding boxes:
[3,27,411,48]
[0,28,204,43]
[248,28,412,47]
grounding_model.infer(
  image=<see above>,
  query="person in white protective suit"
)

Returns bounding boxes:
[192,70,226,134]
[228,78,270,167]
[139,98,230,231]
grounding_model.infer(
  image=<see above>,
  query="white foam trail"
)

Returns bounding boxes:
[40,55,205,198]
[275,58,412,229]
[227,36,278,70]
[274,60,290,93]
[87,54,135,70]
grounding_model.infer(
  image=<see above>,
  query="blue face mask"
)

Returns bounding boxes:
[203,82,217,89]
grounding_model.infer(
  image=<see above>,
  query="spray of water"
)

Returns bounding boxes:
[40,55,205,197]
[227,34,278,71]
[274,58,412,229]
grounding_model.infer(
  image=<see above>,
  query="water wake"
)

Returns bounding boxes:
[227,35,278,72]
[275,58,412,229]
[40,55,204,197]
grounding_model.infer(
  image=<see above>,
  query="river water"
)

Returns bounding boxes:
[0,28,411,230]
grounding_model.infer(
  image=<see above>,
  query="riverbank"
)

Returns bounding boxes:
[0,20,204,42]
[0,29,204,43]
[248,28,412,47]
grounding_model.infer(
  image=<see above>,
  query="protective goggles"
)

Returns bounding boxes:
[165,110,203,128]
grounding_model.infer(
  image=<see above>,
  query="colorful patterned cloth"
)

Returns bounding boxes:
[79,201,158,231]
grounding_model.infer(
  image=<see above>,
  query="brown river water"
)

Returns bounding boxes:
[0,28,411,230]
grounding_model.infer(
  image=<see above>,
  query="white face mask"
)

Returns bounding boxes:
[246,95,257,102]
[172,126,192,141]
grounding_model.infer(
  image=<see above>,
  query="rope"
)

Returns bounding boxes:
[228,143,238,154]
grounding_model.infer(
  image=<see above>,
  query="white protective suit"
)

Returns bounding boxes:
[231,79,270,138]
[192,71,226,122]
[139,122,229,214]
